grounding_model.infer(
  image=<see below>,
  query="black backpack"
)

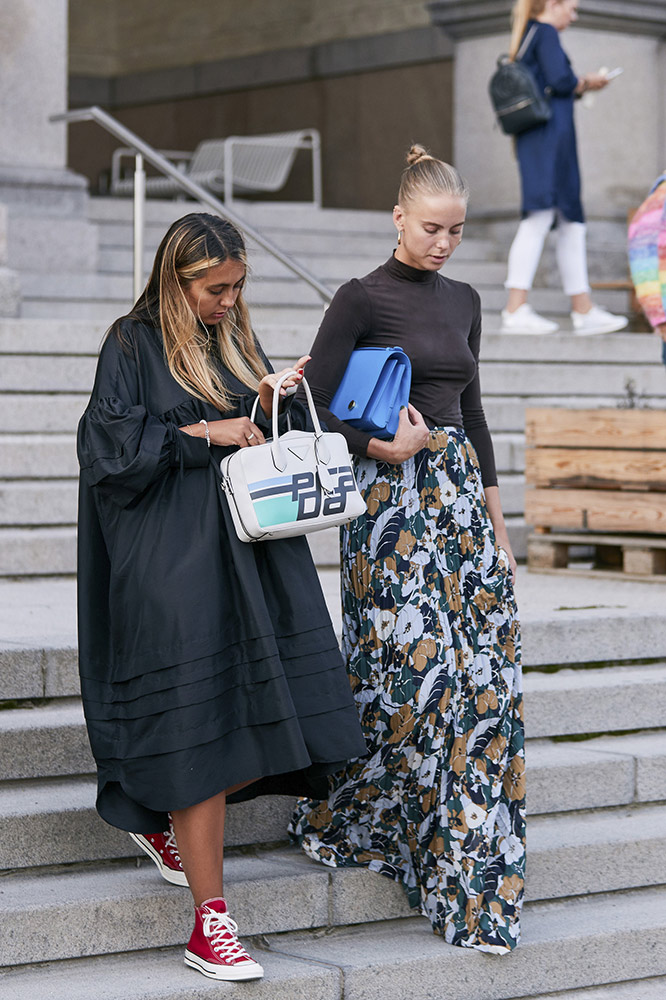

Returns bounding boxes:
[489,24,552,135]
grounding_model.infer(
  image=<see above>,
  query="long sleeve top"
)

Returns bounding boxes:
[303,254,497,487]
[628,173,666,330]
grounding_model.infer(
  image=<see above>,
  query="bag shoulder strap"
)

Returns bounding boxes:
[516,23,538,62]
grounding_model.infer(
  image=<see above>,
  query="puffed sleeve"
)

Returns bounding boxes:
[300,279,375,456]
[533,24,578,96]
[77,330,210,508]
[460,286,498,488]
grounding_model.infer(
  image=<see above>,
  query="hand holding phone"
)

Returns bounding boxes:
[603,67,623,80]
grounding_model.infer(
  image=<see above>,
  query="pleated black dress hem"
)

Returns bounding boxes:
[77,320,366,835]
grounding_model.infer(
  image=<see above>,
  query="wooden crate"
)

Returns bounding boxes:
[524,407,666,576]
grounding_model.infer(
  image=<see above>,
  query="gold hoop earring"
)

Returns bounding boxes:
[397,231,403,245]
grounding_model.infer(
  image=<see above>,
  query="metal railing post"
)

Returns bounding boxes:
[133,153,146,302]
[311,133,322,209]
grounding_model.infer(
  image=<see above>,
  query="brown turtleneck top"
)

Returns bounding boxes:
[304,254,497,487]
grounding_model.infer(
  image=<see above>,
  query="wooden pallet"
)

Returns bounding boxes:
[525,408,666,576]
[528,531,666,578]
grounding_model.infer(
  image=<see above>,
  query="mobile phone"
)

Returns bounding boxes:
[604,67,623,80]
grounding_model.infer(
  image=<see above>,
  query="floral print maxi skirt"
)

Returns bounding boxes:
[289,427,525,954]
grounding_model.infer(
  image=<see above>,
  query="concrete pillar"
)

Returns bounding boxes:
[0,0,96,312]
[0,0,68,170]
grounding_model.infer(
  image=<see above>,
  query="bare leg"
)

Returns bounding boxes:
[171,778,256,906]
[570,291,592,313]
[505,288,528,312]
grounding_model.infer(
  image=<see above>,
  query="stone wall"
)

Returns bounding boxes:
[67,0,455,210]
[68,59,454,211]
[69,0,431,76]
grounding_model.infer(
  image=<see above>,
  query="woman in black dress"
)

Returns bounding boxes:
[290,147,525,953]
[77,213,366,981]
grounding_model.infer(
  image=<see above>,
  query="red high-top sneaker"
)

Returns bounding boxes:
[129,814,188,886]
[184,897,264,981]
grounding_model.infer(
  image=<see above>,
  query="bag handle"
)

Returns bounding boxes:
[250,372,331,474]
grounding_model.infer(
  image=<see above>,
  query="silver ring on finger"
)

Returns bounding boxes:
[246,432,255,441]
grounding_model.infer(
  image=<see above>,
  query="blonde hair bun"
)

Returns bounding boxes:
[406,143,432,167]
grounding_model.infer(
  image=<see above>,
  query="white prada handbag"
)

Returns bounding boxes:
[220,372,366,542]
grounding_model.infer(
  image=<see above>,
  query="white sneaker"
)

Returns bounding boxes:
[500,303,559,334]
[571,305,628,335]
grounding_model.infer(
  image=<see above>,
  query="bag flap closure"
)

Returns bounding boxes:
[331,346,411,417]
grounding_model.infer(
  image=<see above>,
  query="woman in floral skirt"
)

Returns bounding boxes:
[290,145,525,954]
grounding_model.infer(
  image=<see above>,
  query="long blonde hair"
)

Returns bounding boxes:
[509,0,548,60]
[125,213,267,412]
[397,144,469,206]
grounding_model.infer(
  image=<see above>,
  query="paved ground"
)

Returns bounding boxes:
[1,568,665,664]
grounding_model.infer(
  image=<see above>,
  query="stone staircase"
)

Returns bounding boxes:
[1,196,666,998]
[1,570,666,997]
[1,198,665,578]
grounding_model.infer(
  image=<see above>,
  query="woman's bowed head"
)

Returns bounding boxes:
[135,212,308,449]
[393,144,469,274]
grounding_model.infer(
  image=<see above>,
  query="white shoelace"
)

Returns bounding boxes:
[164,815,182,863]
[202,910,253,964]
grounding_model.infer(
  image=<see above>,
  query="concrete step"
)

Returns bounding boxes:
[2,735,666,870]
[97,246,509,286]
[19,299,330,327]
[241,888,666,1000]
[526,663,666,738]
[2,799,666,967]
[0,357,97,392]
[480,331,660,364]
[0,944,342,1000]
[0,319,108,355]
[0,777,298,868]
[0,962,664,1000]
[2,567,666,699]
[478,286,630,317]
[0,390,634,439]
[0,515,528,577]
[0,700,92,780]
[0,481,77,525]
[6,343,662,402]
[3,654,666,782]
[0,848,342,966]
[0,394,89,433]
[18,271,334,308]
[518,980,666,1000]
[1,885,665,997]
[0,471,521,527]
[0,526,77,575]
[0,436,78,478]
[477,360,664,400]
[3,320,656,365]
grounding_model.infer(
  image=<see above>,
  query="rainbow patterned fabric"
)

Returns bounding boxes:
[628,172,666,330]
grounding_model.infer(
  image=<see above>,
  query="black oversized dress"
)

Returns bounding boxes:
[77,318,366,834]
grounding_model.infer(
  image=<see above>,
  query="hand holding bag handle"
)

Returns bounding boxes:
[221,371,365,542]
[250,372,334,488]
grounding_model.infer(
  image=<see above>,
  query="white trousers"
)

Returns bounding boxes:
[505,209,590,296]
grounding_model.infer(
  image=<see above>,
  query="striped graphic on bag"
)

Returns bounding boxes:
[249,468,357,527]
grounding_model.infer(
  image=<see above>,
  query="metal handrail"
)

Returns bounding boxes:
[50,106,333,304]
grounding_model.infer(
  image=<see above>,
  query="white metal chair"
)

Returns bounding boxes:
[110,130,322,205]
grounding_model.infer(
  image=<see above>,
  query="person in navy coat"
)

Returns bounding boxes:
[500,0,627,335]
